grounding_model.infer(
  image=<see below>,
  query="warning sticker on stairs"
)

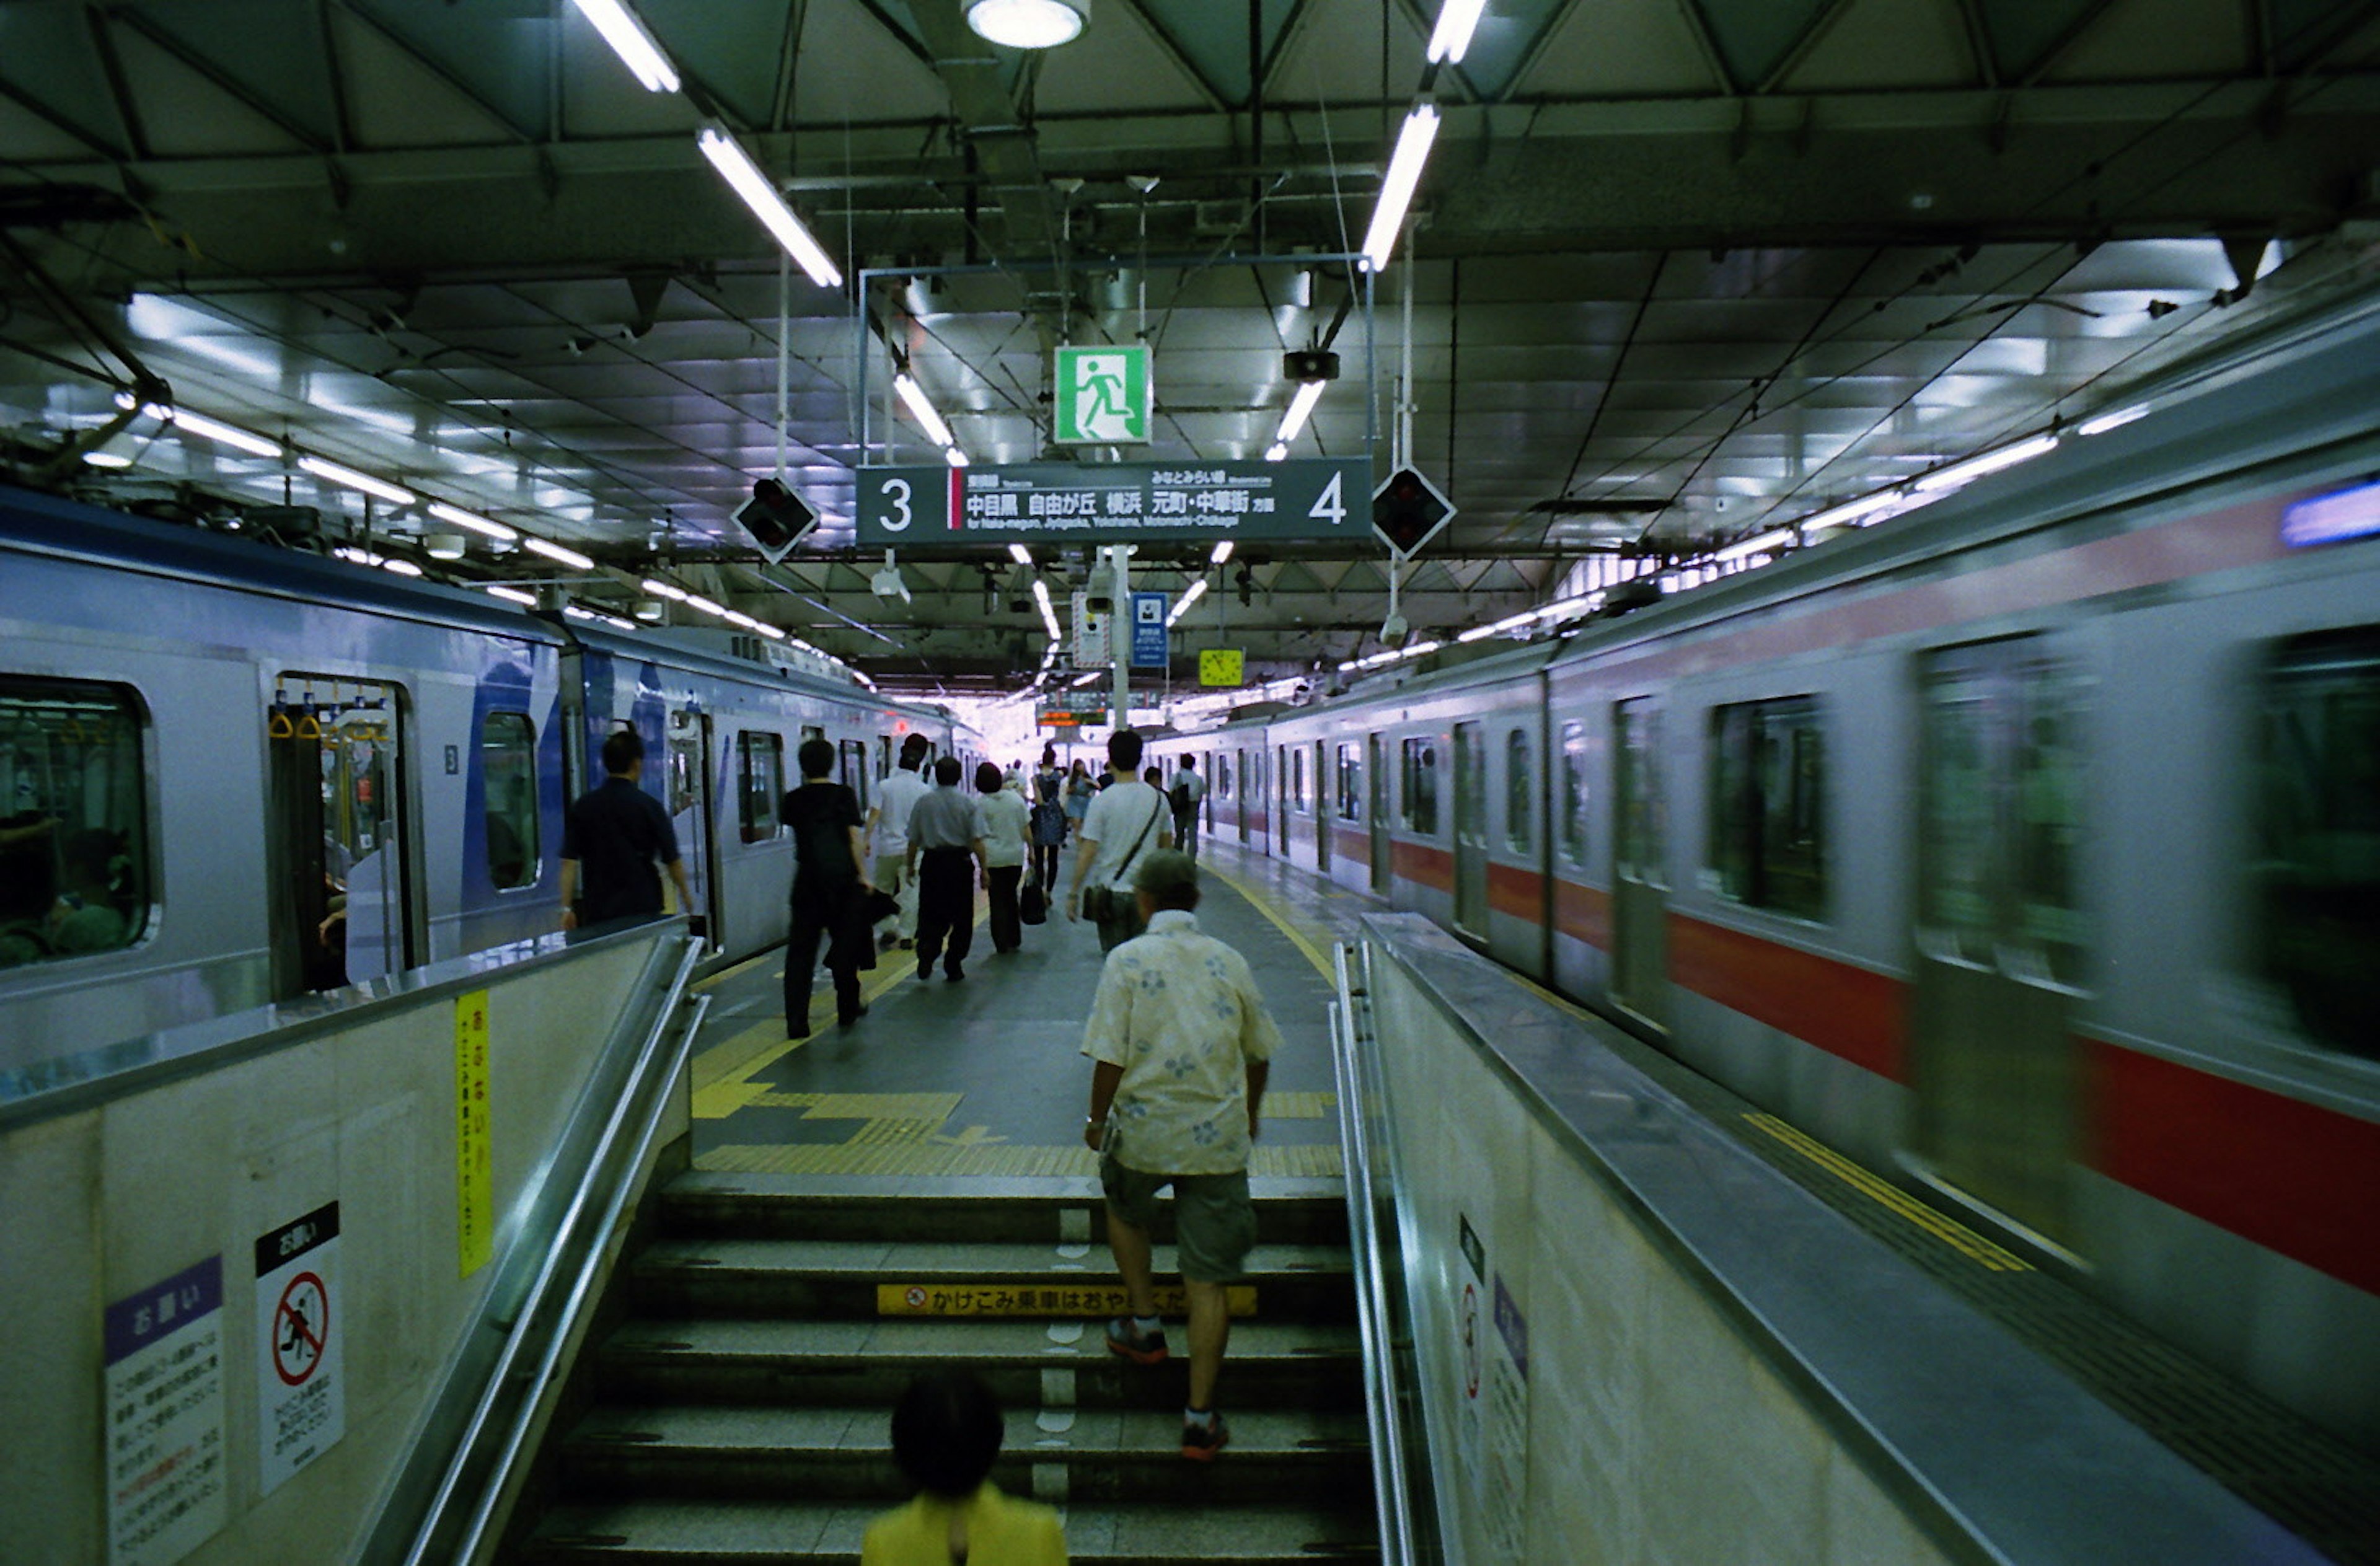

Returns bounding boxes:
[877,1283,1258,1317]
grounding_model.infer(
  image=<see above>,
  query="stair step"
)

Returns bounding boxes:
[629,1239,1355,1322]
[520,1498,1380,1564]
[659,1172,1351,1247]
[558,1404,1372,1503]
[596,1316,1364,1409]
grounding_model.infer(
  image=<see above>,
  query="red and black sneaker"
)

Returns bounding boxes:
[1104,1316,1168,1366]
[1180,1412,1229,1462]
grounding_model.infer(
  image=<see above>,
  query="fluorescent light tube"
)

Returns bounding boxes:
[1032,578,1062,640]
[894,374,956,449]
[1007,543,1033,566]
[1210,539,1234,565]
[1427,0,1488,63]
[569,0,679,92]
[1713,526,1797,563]
[2078,404,2149,437]
[699,128,842,288]
[1168,578,1208,624]
[641,578,688,600]
[299,455,417,506]
[158,407,281,459]
[1403,640,1441,658]
[685,595,728,617]
[427,501,519,542]
[1802,490,1905,532]
[1914,432,2059,493]
[82,451,134,468]
[380,558,424,578]
[1456,623,1497,643]
[1362,105,1440,273]
[522,536,595,571]
[945,446,969,467]
[487,585,539,606]
[1276,380,1327,446]
[1264,442,1287,462]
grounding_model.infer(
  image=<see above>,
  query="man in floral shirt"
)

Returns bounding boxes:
[1080,850,1282,1462]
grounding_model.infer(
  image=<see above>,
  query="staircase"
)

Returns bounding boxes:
[512,1173,1377,1564]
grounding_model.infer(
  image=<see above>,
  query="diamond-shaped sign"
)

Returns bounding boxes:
[1372,467,1454,555]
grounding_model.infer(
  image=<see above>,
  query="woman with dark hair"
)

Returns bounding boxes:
[973,760,1031,954]
[861,1371,1066,1565]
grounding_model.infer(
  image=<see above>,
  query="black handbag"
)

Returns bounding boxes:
[1020,879,1048,925]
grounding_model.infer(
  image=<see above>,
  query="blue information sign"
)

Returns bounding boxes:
[1130,592,1169,668]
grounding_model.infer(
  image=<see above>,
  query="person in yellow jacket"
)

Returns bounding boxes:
[861,1370,1067,1565]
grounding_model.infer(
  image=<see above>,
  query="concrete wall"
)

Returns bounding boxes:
[0,930,679,1566]
[1366,954,1952,1566]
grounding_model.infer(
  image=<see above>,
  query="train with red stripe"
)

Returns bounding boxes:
[1156,297,2380,1453]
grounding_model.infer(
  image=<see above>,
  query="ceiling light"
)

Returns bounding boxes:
[380,558,425,578]
[1362,104,1440,273]
[2078,404,2149,437]
[965,0,1088,49]
[1264,442,1287,462]
[754,622,787,640]
[1210,539,1234,565]
[82,451,134,469]
[1276,380,1326,447]
[698,127,844,288]
[1168,578,1208,625]
[945,446,969,467]
[1071,671,1101,688]
[1455,623,1497,643]
[894,374,956,449]
[487,586,539,607]
[522,536,596,571]
[427,501,518,542]
[149,405,281,459]
[1713,526,1797,564]
[1913,432,2060,493]
[1426,0,1488,63]
[568,0,679,91]
[1801,490,1905,532]
[634,599,664,621]
[641,578,688,600]
[685,594,728,617]
[1032,578,1062,641]
[1008,543,1033,566]
[299,455,417,508]
[1403,640,1441,659]
[425,532,469,560]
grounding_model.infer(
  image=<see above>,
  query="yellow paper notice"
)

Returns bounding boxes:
[455,989,492,1277]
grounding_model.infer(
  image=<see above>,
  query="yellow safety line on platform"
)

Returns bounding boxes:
[1203,862,1337,981]
[1743,1114,2032,1272]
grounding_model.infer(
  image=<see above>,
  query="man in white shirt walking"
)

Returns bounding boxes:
[1081,850,1280,1462]
[867,733,931,948]
[1065,729,1172,951]
[1167,755,1207,860]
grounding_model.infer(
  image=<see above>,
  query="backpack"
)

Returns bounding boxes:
[1169,779,1193,812]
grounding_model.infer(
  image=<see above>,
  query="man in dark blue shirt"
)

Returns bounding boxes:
[560,729,690,929]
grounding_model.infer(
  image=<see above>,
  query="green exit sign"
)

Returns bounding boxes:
[1052,345,1150,444]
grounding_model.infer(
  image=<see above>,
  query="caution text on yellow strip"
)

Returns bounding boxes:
[877,1282,1258,1318]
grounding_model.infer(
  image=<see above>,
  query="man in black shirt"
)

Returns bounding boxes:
[560,729,691,930]
[783,737,875,1034]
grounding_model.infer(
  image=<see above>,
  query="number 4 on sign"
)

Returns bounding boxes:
[1310,470,1346,527]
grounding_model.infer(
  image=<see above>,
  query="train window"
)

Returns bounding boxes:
[738,731,784,843]
[1215,754,1233,801]
[1338,744,1362,822]
[0,678,149,968]
[1706,697,1826,920]
[1292,747,1308,812]
[1401,737,1439,835]
[1616,701,1667,890]
[2256,631,2380,1059]
[840,740,869,809]
[480,712,540,891]
[1505,729,1534,853]
[1559,721,1589,867]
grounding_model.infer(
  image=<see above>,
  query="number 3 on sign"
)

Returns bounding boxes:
[1309,470,1345,527]
[879,477,913,533]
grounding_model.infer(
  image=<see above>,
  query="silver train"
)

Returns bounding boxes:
[1157,301,2380,1452]
[0,485,981,1065]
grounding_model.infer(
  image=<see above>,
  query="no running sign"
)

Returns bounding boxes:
[254,1202,344,1494]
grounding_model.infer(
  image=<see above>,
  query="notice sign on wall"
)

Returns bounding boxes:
[254,1203,343,1493]
[456,988,493,1277]
[104,1256,227,1566]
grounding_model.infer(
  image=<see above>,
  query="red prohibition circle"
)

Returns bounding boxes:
[273,1272,329,1387]
[1461,1282,1481,1399]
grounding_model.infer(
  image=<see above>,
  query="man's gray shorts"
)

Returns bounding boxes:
[1100,1154,1256,1283]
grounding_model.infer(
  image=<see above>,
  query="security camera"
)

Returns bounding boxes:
[871,563,912,604]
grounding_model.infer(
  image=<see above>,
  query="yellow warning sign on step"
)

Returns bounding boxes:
[877,1283,1256,1318]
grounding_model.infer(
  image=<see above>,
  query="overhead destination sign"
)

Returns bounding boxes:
[855,458,1370,548]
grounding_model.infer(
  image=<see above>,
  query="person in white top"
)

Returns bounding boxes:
[1080,849,1281,1462]
[866,733,932,947]
[971,760,1033,954]
[1065,729,1173,951]
[1168,755,1207,859]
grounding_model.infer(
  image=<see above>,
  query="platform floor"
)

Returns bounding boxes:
[681,845,1370,1182]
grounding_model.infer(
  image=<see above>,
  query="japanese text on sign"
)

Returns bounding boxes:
[875,1283,1257,1317]
[855,458,1368,548]
[455,990,491,1277]
[254,1202,344,1494]
[104,1256,226,1566]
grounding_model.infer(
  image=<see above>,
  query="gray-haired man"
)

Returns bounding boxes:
[1080,850,1280,1462]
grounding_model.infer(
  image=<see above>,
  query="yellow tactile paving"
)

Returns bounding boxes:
[1743,1113,2032,1272]
[1261,1091,1336,1119]
[749,1091,967,1122]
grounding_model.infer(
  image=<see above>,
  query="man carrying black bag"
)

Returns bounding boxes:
[783,737,875,1037]
[1067,729,1173,952]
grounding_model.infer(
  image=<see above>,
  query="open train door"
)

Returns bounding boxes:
[267,673,415,996]
[667,708,720,947]
[1911,641,2086,1247]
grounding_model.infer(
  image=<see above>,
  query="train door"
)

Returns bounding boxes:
[1612,698,1669,1030]
[1911,641,2087,1243]
[1452,722,1490,936]
[1313,741,1331,872]
[666,709,718,944]
[267,673,413,996]
[1367,732,1390,894]
[1235,749,1251,843]
[1275,745,1291,855]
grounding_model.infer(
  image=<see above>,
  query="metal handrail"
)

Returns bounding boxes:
[395,935,707,1566]
[1331,939,1424,1565]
